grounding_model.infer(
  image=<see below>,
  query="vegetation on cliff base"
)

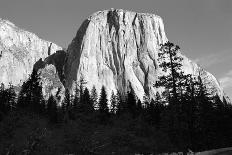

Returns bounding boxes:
[0,42,232,155]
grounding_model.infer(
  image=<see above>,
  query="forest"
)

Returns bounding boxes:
[0,42,232,155]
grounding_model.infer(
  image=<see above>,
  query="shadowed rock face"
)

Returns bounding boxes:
[34,50,67,102]
[0,18,62,87]
[64,9,228,101]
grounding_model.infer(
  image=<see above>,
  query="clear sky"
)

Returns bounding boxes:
[0,0,231,99]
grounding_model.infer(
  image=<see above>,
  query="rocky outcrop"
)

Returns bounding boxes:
[0,9,229,103]
[0,18,62,87]
[34,50,66,102]
[65,9,228,101]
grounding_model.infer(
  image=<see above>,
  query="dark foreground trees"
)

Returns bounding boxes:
[17,69,45,113]
[0,42,232,154]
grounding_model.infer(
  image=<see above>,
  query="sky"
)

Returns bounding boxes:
[0,0,231,99]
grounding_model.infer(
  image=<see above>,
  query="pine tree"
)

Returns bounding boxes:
[78,75,87,104]
[29,69,44,113]
[64,89,71,110]
[5,83,16,112]
[115,90,125,115]
[155,41,186,101]
[63,88,71,122]
[151,92,164,127]
[91,86,98,110]
[0,83,8,114]
[98,86,109,122]
[17,80,31,109]
[194,76,216,150]
[83,87,94,114]
[136,99,143,116]
[47,95,58,123]
[73,82,79,111]
[17,69,45,114]
[143,95,149,110]
[110,91,117,114]
[126,84,137,117]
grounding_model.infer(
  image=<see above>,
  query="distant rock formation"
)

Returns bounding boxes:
[64,9,227,101]
[0,18,62,87]
[34,50,66,101]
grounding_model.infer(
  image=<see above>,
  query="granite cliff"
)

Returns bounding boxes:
[0,9,229,102]
[0,18,62,87]
[64,9,226,101]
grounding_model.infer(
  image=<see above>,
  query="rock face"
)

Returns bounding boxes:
[0,9,229,103]
[65,9,227,101]
[0,18,62,87]
[35,50,66,101]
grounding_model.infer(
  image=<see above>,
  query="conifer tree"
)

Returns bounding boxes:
[5,83,16,112]
[143,95,150,110]
[193,76,215,150]
[64,89,71,110]
[82,87,94,114]
[136,99,143,116]
[17,69,45,113]
[98,86,109,122]
[63,88,71,122]
[28,69,43,113]
[72,82,79,112]
[91,86,98,110]
[47,95,58,123]
[110,91,117,114]
[151,92,164,127]
[17,80,31,108]
[115,90,125,115]
[155,41,186,101]
[0,83,8,114]
[78,75,87,104]
[126,84,137,117]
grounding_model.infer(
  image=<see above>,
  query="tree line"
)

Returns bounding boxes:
[0,41,232,154]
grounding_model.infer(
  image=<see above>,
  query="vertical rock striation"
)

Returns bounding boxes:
[65,9,227,101]
[0,9,229,103]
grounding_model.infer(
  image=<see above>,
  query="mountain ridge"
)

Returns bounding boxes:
[0,9,230,103]
[0,17,62,87]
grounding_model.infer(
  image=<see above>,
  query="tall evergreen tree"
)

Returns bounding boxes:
[17,80,31,108]
[126,84,137,117]
[98,86,109,122]
[63,88,71,122]
[5,83,17,112]
[155,41,187,101]
[82,87,94,114]
[0,83,5,117]
[0,83,14,114]
[136,99,143,116]
[90,86,98,110]
[115,90,125,115]
[64,89,71,110]
[47,95,58,123]
[110,91,117,114]
[72,82,79,111]
[78,75,87,104]
[17,69,45,114]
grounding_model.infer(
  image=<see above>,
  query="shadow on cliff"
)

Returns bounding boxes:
[64,19,90,88]
[33,50,67,85]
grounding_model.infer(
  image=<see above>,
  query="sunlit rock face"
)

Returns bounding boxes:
[35,50,66,103]
[64,9,227,101]
[0,9,228,102]
[0,18,62,87]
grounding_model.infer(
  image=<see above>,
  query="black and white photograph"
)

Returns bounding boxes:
[0,0,232,154]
